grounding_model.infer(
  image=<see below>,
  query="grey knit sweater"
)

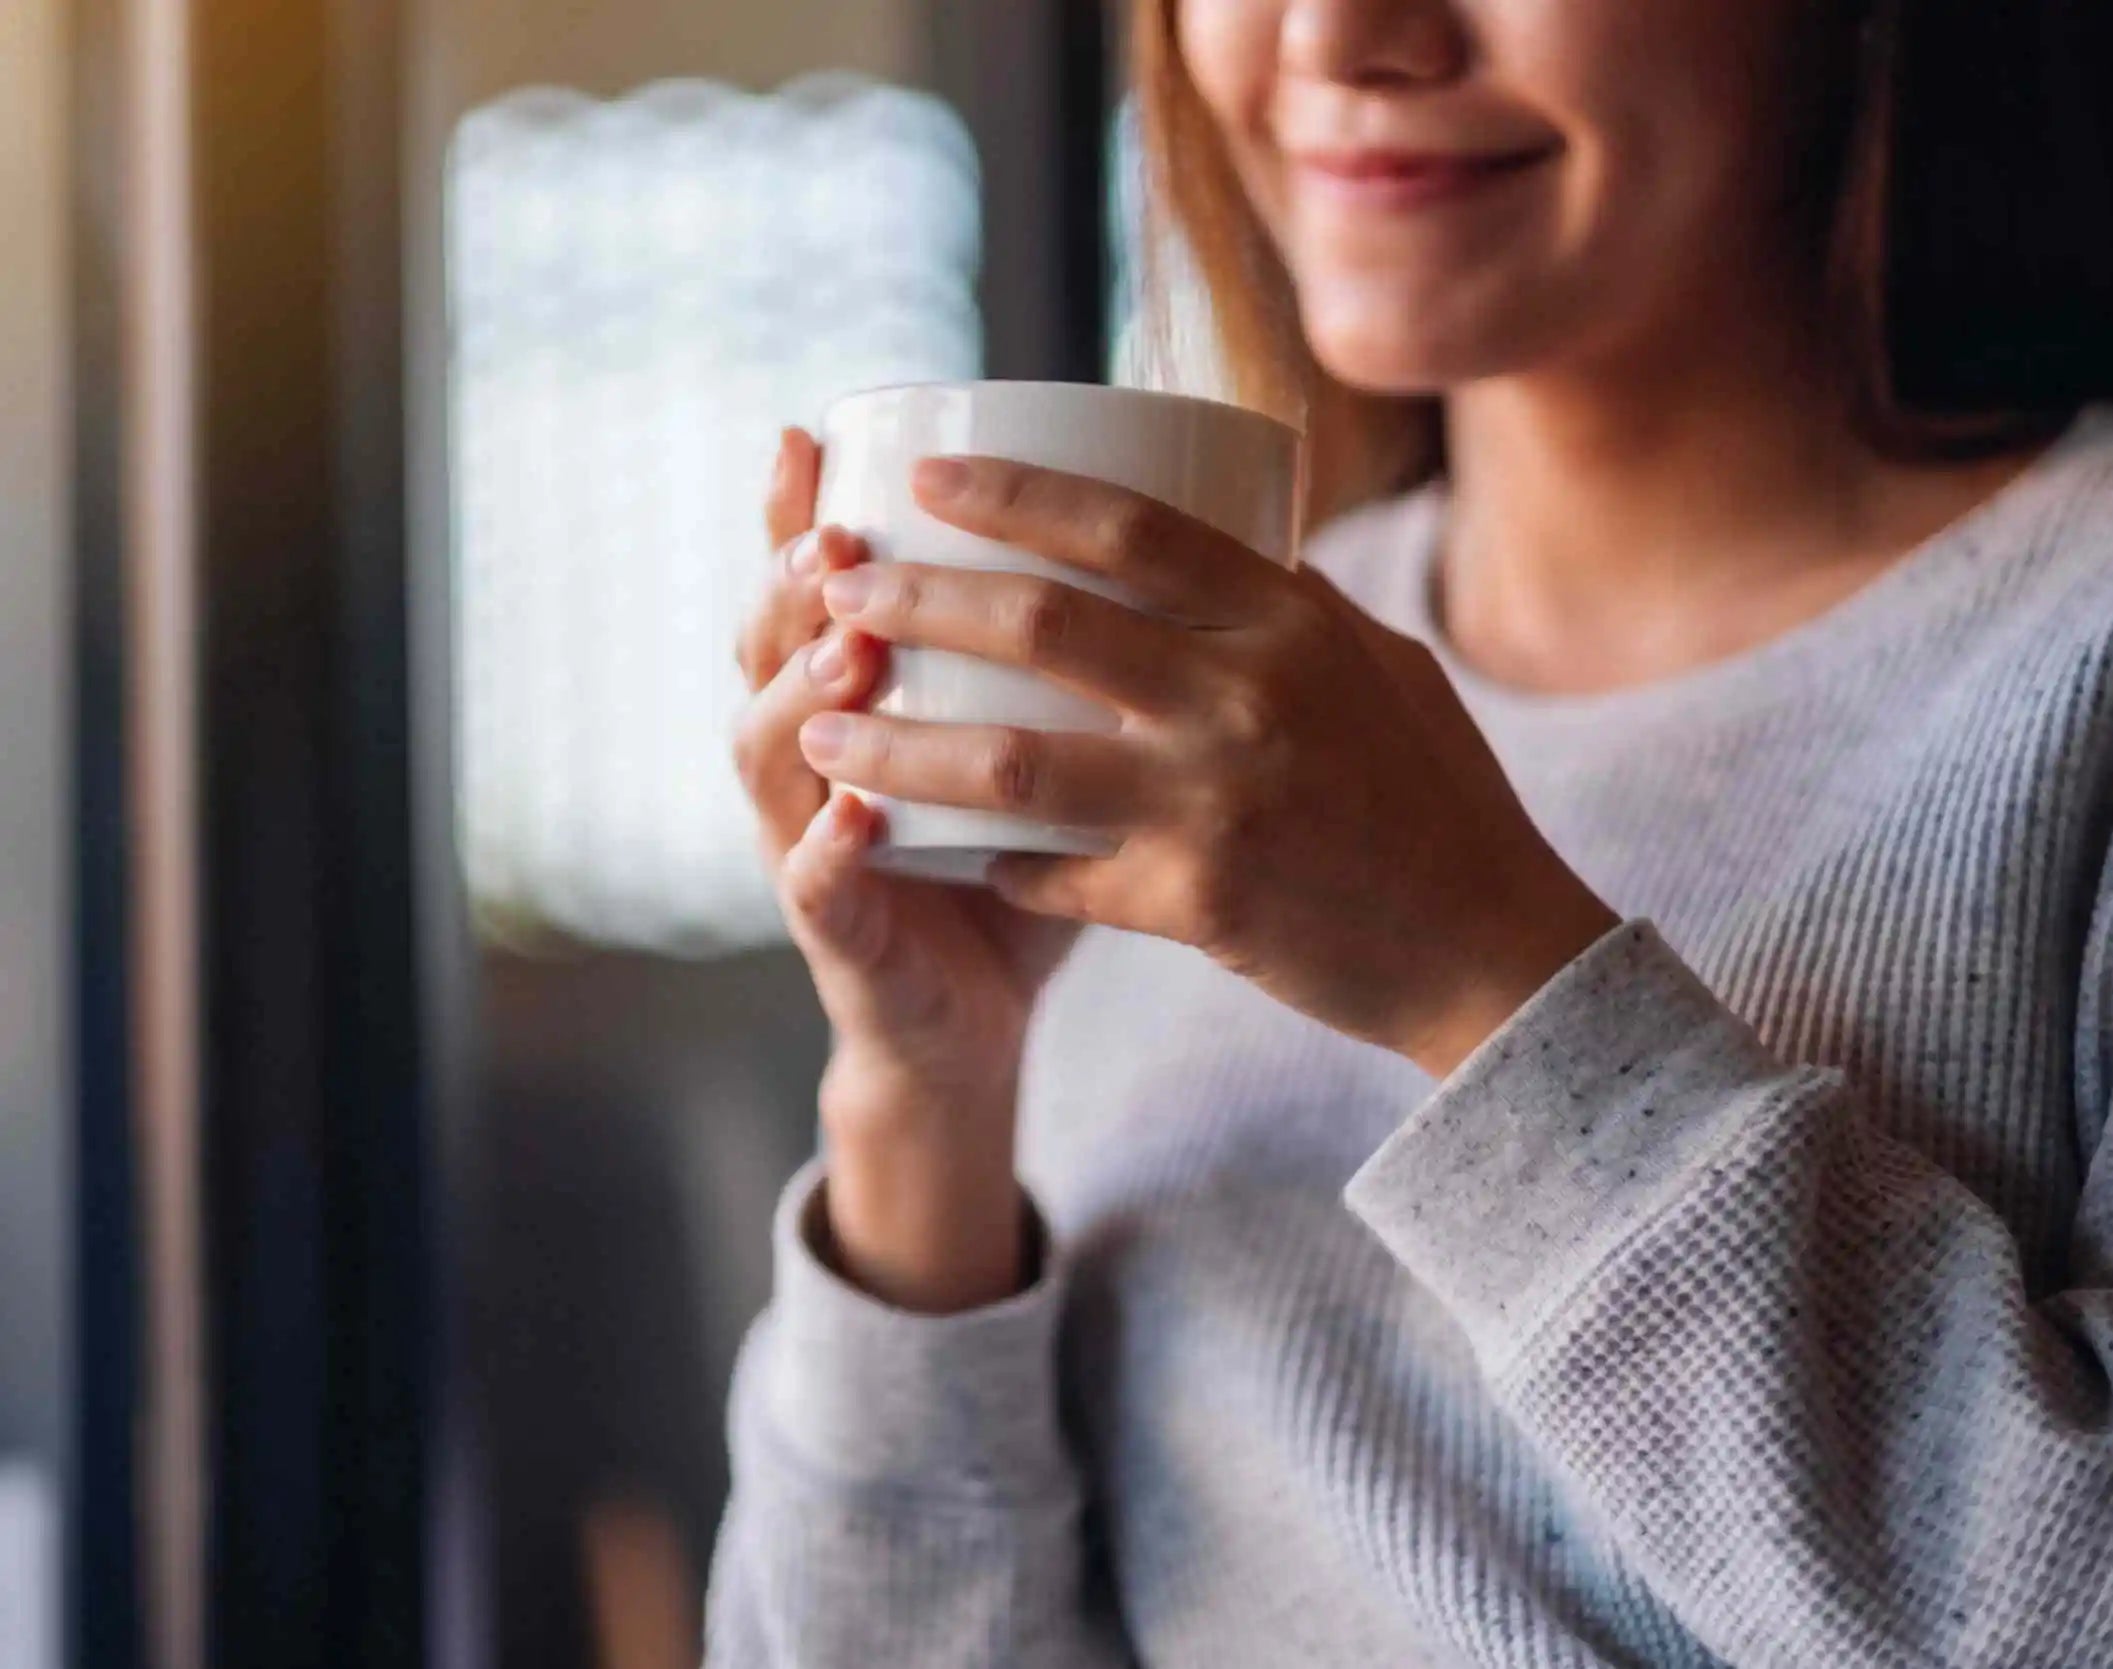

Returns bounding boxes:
[707,408,2113,1668]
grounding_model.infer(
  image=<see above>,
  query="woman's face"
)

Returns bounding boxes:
[1178,0,1838,393]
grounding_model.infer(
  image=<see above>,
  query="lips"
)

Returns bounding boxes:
[1290,144,1556,208]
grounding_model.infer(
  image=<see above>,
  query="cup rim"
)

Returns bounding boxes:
[818,377,1303,440]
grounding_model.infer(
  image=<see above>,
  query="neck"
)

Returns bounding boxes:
[1437,316,2042,696]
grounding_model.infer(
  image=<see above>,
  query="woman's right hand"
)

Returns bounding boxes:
[735,427,1083,1313]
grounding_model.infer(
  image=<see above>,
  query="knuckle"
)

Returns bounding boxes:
[784,869,833,928]
[888,567,923,621]
[987,460,1032,512]
[1195,776,1257,857]
[1217,672,1277,747]
[1010,580,1076,662]
[1286,571,1352,654]
[731,707,769,790]
[1216,662,1297,770]
[1176,856,1240,944]
[1263,568,1323,639]
[860,718,893,775]
[1098,496,1162,562]
[735,620,767,687]
[1188,769,1272,898]
[823,881,894,971]
[987,729,1043,811]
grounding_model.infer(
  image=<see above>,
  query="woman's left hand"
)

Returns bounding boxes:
[799,455,1622,1079]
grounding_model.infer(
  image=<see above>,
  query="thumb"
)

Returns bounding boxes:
[778,794,961,1046]
[780,792,892,974]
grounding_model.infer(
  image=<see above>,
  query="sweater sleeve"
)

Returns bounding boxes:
[704,1159,1133,1668]
[1345,918,2113,1669]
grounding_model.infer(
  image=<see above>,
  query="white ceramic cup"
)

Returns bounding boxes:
[813,379,1303,885]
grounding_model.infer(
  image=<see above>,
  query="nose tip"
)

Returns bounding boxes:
[1281,0,1469,89]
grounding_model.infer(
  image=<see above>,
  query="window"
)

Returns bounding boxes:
[448,74,982,952]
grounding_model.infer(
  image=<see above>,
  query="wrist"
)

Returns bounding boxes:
[1406,876,1621,1080]
[817,1044,1028,1313]
[820,1139,1029,1314]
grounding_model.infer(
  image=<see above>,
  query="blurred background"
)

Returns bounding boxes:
[441,10,1113,1669]
[0,1,1207,1666]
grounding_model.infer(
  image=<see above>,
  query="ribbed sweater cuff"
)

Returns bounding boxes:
[1345,920,1811,1380]
[761,1158,1073,1499]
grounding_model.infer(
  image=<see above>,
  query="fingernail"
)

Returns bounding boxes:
[788,530,824,576]
[822,566,876,615]
[914,456,970,498]
[807,633,848,685]
[801,712,853,763]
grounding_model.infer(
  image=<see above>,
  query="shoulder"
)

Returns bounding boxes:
[1962,408,2113,664]
[1926,414,2113,855]
[1994,407,2113,599]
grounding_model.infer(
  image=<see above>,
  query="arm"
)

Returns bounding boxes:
[585,1500,698,1669]
[705,1162,1133,1669]
[721,429,1119,1664]
[1346,920,2113,1669]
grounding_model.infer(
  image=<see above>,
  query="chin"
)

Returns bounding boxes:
[1298,301,1466,396]
[1294,273,1559,395]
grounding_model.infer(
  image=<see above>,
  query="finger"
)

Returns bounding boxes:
[765,426,822,552]
[986,852,1121,927]
[732,627,885,858]
[778,790,890,972]
[736,525,868,692]
[819,562,1218,717]
[988,845,1188,942]
[797,712,1162,829]
[909,455,1279,625]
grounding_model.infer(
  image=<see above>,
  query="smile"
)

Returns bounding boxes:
[1289,144,1557,211]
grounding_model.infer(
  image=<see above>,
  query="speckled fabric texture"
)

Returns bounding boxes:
[707,409,2113,1668]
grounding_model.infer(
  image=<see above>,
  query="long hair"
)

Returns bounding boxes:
[1127,0,2113,529]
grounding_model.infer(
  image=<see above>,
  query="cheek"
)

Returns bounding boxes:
[1175,1,1282,174]
[1527,0,1808,253]
[1173,0,1299,261]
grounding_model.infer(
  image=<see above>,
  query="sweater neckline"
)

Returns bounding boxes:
[1387,406,2113,739]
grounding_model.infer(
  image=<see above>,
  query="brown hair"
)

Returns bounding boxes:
[1126,0,2113,529]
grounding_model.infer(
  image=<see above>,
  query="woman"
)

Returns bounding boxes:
[713,1,2113,1663]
